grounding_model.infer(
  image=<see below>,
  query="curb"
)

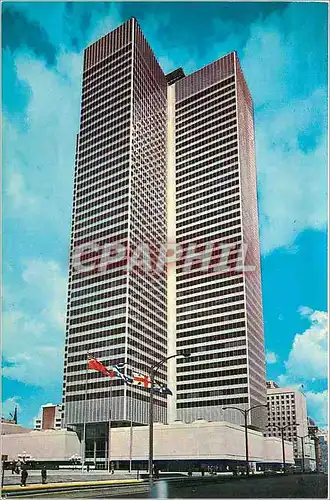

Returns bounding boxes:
[1,478,143,496]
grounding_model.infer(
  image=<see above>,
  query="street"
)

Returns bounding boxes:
[6,474,327,498]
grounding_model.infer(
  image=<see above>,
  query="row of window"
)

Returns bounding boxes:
[176,157,239,199]
[177,273,243,295]
[176,101,237,138]
[177,332,246,349]
[70,277,126,299]
[176,178,239,212]
[176,112,236,146]
[177,302,245,323]
[81,76,131,121]
[79,118,130,155]
[177,316,246,338]
[74,211,129,238]
[178,386,248,400]
[83,44,131,87]
[177,359,247,380]
[80,102,130,136]
[176,118,237,159]
[175,76,235,112]
[74,200,129,231]
[177,396,248,409]
[176,89,236,127]
[177,293,244,316]
[176,160,239,198]
[81,70,131,116]
[74,188,129,218]
[81,68,131,117]
[177,286,245,310]
[69,315,126,335]
[178,377,248,391]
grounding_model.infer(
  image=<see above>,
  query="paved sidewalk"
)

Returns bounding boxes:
[1,477,142,496]
[3,469,137,487]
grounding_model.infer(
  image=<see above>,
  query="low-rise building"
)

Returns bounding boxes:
[110,420,294,470]
[34,403,62,431]
[266,381,315,468]
[2,429,80,464]
[1,420,293,470]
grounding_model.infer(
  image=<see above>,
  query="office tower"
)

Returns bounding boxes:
[266,382,315,467]
[34,404,62,431]
[62,17,168,456]
[168,53,267,429]
[63,19,267,459]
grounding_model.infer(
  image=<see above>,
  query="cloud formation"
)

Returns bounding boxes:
[2,259,67,387]
[266,351,278,364]
[278,307,328,426]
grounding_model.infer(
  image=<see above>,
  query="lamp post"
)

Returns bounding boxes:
[223,404,268,476]
[148,350,190,490]
[273,423,294,474]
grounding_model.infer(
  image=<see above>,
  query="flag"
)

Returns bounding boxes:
[133,373,151,388]
[153,383,173,396]
[112,365,133,385]
[87,355,115,378]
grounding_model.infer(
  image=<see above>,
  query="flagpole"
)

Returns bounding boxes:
[108,384,112,473]
[129,391,133,473]
[82,354,89,471]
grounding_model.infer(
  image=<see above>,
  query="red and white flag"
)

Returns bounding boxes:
[133,373,151,388]
[87,355,115,378]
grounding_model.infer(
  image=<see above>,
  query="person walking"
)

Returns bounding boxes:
[11,461,16,474]
[20,466,28,487]
[41,466,47,484]
[111,462,115,475]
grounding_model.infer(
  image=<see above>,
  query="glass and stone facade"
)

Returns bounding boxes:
[62,18,168,452]
[169,53,266,429]
[62,19,267,463]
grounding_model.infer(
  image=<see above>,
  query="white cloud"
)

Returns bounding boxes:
[278,307,328,427]
[284,307,328,380]
[305,390,328,428]
[6,171,39,211]
[209,6,327,255]
[266,351,278,364]
[2,259,67,387]
[3,48,81,235]
[1,397,21,420]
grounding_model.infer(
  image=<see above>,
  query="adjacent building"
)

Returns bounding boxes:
[266,382,315,468]
[34,404,63,431]
[169,53,266,428]
[62,18,168,462]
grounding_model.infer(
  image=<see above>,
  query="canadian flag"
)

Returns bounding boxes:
[87,355,115,378]
[133,373,151,388]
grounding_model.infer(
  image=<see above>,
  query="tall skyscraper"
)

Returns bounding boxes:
[62,18,267,463]
[168,54,266,429]
[62,18,168,457]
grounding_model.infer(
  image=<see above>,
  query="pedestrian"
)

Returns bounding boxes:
[11,461,16,474]
[86,464,90,472]
[153,464,159,479]
[201,466,205,477]
[41,466,47,484]
[20,467,28,487]
[111,462,114,474]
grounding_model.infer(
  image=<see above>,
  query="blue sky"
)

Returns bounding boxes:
[2,2,328,428]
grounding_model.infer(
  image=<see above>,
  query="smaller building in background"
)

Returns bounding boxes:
[34,403,62,431]
[318,430,328,473]
[265,381,315,468]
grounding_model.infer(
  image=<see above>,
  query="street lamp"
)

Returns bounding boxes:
[148,350,190,489]
[272,423,294,474]
[223,404,268,476]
